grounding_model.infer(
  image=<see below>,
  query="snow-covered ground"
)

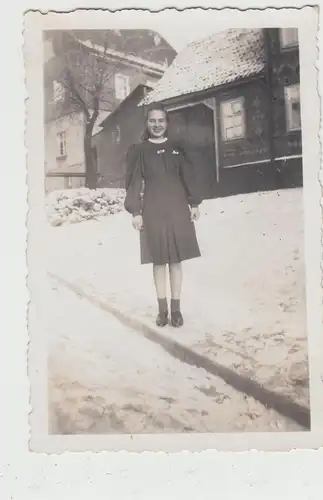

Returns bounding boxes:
[46,188,309,426]
[47,276,302,433]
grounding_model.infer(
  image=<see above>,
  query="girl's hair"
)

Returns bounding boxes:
[141,103,169,141]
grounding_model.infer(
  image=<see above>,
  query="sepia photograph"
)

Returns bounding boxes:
[24,7,322,452]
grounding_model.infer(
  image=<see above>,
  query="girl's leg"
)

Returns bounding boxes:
[153,264,167,298]
[169,262,184,327]
[169,262,182,299]
[153,264,168,326]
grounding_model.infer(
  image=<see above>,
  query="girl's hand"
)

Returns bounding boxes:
[132,214,143,231]
[191,206,200,221]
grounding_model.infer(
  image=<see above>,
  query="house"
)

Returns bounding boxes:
[43,30,176,192]
[141,28,302,198]
[92,84,152,188]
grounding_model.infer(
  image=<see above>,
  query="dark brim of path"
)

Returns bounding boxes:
[50,272,311,430]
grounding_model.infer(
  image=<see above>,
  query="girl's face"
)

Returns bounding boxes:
[147,109,168,138]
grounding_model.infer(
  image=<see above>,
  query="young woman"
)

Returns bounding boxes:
[124,103,202,328]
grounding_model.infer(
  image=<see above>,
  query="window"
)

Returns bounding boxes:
[284,84,301,131]
[114,73,130,100]
[280,28,298,49]
[53,80,65,102]
[57,131,67,157]
[220,98,246,141]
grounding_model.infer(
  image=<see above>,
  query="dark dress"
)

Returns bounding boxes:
[124,139,202,265]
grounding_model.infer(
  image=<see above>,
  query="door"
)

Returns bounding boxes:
[169,104,217,199]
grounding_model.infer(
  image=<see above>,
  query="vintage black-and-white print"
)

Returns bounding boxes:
[25,7,322,452]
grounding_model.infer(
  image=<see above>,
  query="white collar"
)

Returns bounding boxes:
[148,137,168,144]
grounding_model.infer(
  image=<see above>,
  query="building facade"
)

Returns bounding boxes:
[44,30,176,192]
[141,28,302,198]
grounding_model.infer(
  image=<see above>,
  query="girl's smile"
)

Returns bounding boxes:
[147,109,168,138]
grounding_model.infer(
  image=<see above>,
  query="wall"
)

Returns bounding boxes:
[45,175,86,193]
[92,86,148,188]
[267,28,302,160]
[44,111,86,192]
[216,80,271,169]
[45,112,85,175]
[214,68,302,196]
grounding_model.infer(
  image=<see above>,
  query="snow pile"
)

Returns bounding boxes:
[46,188,126,226]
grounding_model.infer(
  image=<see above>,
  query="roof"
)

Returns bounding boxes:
[76,38,168,76]
[44,30,177,73]
[92,110,111,136]
[98,84,152,128]
[141,28,265,105]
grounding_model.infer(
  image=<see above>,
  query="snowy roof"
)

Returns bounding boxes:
[141,29,265,105]
[76,38,167,76]
[92,110,111,136]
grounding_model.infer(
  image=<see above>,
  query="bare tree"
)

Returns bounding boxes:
[48,33,129,189]
[46,31,170,189]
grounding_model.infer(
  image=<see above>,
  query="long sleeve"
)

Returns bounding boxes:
[179,146,202,207]
[125,144,139,191]
[124,144,143,216]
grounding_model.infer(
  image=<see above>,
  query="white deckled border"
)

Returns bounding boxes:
[24,6,323,454]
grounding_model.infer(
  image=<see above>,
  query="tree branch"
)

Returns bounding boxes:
[64,69,90,119]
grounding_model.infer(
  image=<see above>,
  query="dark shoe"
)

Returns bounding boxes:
[170,310,184,327]
[156,311,168,327]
